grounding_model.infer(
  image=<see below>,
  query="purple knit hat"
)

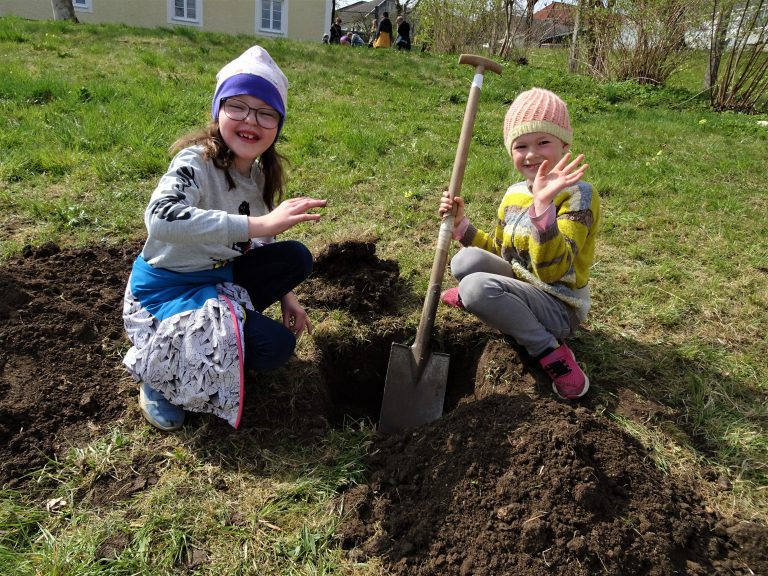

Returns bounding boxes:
[211,46,288,132]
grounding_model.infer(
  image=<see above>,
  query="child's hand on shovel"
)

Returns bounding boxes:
[439,190,466,227]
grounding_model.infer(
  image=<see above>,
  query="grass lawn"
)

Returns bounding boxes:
[0,15,766,575]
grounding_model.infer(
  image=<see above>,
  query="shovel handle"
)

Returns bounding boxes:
[412,54,502,367]
[445,55,502,208]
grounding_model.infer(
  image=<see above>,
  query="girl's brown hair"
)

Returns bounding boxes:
[171,122,286,210]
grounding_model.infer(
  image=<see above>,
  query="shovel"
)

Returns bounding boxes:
[379,54,502,434]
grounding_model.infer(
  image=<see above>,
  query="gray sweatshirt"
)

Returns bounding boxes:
[140,146,273,273]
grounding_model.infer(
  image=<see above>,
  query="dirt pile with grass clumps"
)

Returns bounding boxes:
[0,241,137,486]
[337,392,762,575]
[0,240,766,575]
[298,238,402,314]
[334,342,767,576]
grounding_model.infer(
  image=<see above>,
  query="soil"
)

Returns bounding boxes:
[1,239,766,575]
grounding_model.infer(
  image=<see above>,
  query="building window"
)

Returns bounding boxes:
[260,0,285,34]
[168,0,202,25]
[73,0,93,12]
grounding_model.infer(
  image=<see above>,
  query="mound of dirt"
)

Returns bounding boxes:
[337,386,764,575]
[0,240,765,575]
[0,239,405,488]
[0,241,137,486]
[298,239,401,314]
[333,341,766,575]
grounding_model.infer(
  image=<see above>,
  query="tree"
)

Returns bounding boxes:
[497,0,534,60]
[568,0,587,72]
[499,0,518,58]
[709,0,768,112]
[51,0,78,22]
[524,0,539,46]
[568,0,615,77]
[705,0,733,90]
[416,0,501,54]
[570,0,704,85]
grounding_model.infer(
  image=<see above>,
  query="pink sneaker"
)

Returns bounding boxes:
[538,343,589,399]
[440,287,464,309]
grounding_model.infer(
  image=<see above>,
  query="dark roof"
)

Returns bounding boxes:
[337,0,396,21]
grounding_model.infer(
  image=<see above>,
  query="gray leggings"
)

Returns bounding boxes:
[450,247,577,358]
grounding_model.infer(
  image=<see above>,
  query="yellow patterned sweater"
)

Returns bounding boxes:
[461,180,600,320]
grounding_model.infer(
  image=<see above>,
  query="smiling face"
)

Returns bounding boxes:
[510,131,569,185]
[217,94,279,175]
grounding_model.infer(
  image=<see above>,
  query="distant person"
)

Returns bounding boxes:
[438,88,600,401]
[368,17,378,47]
[373,11,392,48]
[329,16,343,44]
[395,15,411,50]
[122,46,326,431]
[350,31,365,47]
[340,31,350,45]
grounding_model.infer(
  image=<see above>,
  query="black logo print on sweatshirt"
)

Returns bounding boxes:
[234,201,251,254]
[148,166,197,222]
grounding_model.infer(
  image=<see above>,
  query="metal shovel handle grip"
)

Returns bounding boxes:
[412,54,502,365]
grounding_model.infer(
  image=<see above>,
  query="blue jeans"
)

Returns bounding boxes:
[232,241,313,371]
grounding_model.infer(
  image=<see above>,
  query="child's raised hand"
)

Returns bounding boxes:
[438,190,465,224]
[251,197,326,237]
[532,153,588,212]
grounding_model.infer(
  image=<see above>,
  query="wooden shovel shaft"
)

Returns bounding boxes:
[411,54,502,368]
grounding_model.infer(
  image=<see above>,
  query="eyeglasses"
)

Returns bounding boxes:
[221,98,281,129]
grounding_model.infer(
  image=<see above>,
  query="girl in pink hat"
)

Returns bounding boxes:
[439,87,600,400]
[122,46,326,431]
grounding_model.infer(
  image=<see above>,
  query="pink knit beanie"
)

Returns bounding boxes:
[503,88,572,155]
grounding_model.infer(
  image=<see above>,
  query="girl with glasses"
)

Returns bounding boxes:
[122,46,326,431]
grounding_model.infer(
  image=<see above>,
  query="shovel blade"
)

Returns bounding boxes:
[378,342,450,434]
